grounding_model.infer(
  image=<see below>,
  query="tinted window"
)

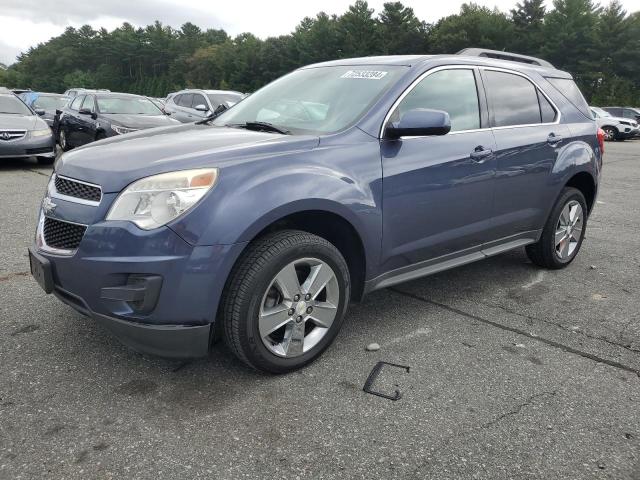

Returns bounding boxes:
[393,69,480,132]
[177,93,194,108]
[192,94,207,109]
[538,91,556,123]
[622,109,638,119]
[485,71,541,127]
[70,95,85,111]
[546,77,591,118]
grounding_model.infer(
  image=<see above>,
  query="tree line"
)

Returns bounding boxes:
[1,0,639,105]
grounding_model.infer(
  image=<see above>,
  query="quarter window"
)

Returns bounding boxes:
[485,71,542,127]
[538,91,556,123]
[393,69,480,132]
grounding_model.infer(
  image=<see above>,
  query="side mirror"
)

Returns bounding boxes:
[385,108,451,139]
[35,109,46,116]
[194,104,209,112]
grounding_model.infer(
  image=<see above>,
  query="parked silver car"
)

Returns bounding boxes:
[590,106,639,141]
[0,92,55,164]
[164,89,244,123]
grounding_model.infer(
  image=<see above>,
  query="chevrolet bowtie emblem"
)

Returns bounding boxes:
[42,197,57,214]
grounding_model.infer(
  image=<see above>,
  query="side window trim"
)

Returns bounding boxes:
[480,66,561,130]
[380,65,487,138]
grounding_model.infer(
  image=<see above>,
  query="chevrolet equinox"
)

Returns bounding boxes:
[29,49,603,373]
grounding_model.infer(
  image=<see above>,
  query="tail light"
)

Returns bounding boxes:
[597,128,605,154]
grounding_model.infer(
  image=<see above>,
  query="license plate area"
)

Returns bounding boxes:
[28,248,54,294]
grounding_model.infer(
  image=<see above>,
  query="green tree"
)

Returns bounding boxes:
[510,0,546,54]
[337,1,379,57]
[378,2,430,54]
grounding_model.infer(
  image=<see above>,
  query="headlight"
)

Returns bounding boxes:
[31,129,52,138]
[111,125,138,135]
[106,169,218,230]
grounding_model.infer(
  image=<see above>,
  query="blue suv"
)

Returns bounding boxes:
[29,49,603,373]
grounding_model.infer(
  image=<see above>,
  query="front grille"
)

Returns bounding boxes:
[43,217,87,250]
[0,130,26,141]
[54,175,102,203]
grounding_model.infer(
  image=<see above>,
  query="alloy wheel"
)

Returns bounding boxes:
[59,130,67,150]
[603,127,615,141]
[555,200,584,260]
[259,257,339,358]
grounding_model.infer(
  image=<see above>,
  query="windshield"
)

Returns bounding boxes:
[0,95,32,115]
[213,65,406,135]
[97,97,162,115]
[207,93,244,107]
[591,107,611,118]
[34,95,69,110]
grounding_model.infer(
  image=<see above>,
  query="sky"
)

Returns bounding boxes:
[0,0,639,65]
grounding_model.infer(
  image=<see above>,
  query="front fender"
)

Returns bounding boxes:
[169,141,383,274]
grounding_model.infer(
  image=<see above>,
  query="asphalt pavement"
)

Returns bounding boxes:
[1,141,639,479]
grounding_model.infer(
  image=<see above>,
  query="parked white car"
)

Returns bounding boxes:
[591,106,639,141]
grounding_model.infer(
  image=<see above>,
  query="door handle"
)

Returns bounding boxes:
[547,133,563,145]
[470,146,493,162]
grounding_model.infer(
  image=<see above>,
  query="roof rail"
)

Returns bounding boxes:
[457,48,554,69]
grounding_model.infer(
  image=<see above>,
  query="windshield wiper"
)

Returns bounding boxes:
[226,122,291,135]
[196,104,229,125]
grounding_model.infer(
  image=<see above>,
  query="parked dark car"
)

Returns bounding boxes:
[30,49,602,373]
[164,89,244,122]
[0,92,55,164]
[56,92,180,150]
[602,106,640,123]
[20,92,70,128]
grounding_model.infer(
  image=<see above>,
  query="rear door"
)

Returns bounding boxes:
[482,68,570,240]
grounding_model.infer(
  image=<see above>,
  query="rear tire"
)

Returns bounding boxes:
[221,230,350,373]
[526,187,587,269]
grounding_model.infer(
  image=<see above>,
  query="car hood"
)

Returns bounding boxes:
[0,114,39,130]
[103,114,180,129]
[56,124,320,193]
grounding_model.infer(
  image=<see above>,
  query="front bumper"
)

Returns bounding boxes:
[0,133,55,158]
[32,209,246,358]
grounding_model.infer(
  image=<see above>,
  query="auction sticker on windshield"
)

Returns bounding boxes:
[341,70,388,80]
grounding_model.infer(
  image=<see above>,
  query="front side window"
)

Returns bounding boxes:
[208,93,243,107]
[96,97,162,115]
[391,69,480,132]
[177,93,193,108]
[81,95,95,112]
[485,71,542,127]
[70,95,85,111]
[192,94,207,109]
[213,65,406,135]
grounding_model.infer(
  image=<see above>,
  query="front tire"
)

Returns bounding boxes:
[221,230,350,373]
[59,129,70,151]
[526,187,587,269]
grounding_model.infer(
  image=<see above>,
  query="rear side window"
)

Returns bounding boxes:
[393,69,480,132]
[484,71,541,127]
[546,77,591,118]
[177,93,194,107]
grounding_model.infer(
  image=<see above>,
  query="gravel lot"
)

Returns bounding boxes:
[1,141,639,479]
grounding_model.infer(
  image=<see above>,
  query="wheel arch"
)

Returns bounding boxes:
[235,206,369,302]
[565,171,597,214]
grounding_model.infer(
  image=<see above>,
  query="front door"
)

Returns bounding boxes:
[380,67,497,274]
